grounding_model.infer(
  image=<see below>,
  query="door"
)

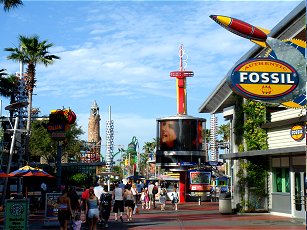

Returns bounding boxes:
[291,171,305,218]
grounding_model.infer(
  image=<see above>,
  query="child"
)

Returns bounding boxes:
[171,187,179,211]
[140,188,145,209]
[72,213,82,230]
[159,187,167,211]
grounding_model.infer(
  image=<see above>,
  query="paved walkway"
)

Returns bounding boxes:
[1,202,305,229]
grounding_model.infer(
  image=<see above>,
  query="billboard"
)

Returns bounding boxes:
[158,119,203,151]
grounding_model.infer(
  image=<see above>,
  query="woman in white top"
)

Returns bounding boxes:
[124,186,135,221]
[112,182,124,222]
[171,187,179,211]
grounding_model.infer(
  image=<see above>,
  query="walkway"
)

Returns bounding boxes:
[0,202,305,229]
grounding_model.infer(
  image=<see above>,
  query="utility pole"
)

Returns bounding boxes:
[2,117,18,205]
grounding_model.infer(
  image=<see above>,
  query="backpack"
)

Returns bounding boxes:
[100,193,111,206]
[152,186,158,194]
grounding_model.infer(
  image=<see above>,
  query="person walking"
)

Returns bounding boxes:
[144,187,150,209]
[124,185,135,221]
[72,213,82,230]
[147,181,154,209]
[99,185,112,228]
[40,182,47,209]
[112,182,124,222]
[136,180,144,204]
[140,188,146,209]
[171,187,179,211]
[68,186,80,216]
[159,187,167,211]
[152,182,159,208]
[57,188,73,230]
[131,183,138,214]
[86,188,100,230]
[94,180,104,201]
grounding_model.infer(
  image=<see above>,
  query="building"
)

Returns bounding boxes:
[199,1,306,218]
[82,100,101,162]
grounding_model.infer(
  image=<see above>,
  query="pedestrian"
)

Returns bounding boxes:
[86,188,99,230]
[152,182,159,208]
[125,180,132,190]
[72,213,82,230]
[136,180,144,203]
[159,187,167,211]
[144,187,150,209]
[147,181,154,209]
[80,186,89,211]
[99,185,112,228]
[112,182,124,222]
[57,188,73,230]
[140,188,145,209]
[94,180,104,202]
[118,180,126,190]
[40,182,47,209]
[68,186,80,216]
[171,187,179,211]
[124,185,135,221]
[131,183,138,214]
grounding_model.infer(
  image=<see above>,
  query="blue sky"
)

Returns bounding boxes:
[0,0,302,155]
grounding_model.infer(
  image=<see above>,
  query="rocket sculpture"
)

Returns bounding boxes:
[210,14,306,108]
[210,15,270,47]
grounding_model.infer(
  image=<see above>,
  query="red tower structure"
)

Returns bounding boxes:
[156,44,206,203]
[170,44,194,115]
[171,45,194,203]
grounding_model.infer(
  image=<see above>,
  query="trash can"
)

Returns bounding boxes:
[219,192,232,214]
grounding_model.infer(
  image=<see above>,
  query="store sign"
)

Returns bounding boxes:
[229,58,299,101]
[5,199,29,230]
[48,108,76,140]
[180,162,197,166]
[290,125,305,141]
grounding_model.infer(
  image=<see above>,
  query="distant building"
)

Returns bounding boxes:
[81,100,101,162]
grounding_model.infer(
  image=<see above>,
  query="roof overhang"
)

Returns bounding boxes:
[220,146,305,160]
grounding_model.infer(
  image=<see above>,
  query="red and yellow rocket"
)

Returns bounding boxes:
[210,15,270,47]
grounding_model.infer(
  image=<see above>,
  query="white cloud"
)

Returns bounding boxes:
[0,0,301,151]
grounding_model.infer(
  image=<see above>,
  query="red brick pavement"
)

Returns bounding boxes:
[0,201,305,229]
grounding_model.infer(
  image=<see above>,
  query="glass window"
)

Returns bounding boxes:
[273,168,290,193]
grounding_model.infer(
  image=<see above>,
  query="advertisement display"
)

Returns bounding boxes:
[45,193,61,219]
[158,119,203,151]
[156,116,206,167]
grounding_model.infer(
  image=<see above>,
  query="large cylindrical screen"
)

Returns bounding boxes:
[157,119,204,151]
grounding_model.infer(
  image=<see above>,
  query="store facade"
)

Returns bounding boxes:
[199,1,306,218]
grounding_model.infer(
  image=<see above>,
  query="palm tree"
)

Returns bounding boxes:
[1,0,23,11]
[141,139,156,176]
[0,71,17,98]
[0,72,19,118]
[5,35,60,158]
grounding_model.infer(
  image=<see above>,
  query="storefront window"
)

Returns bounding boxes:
[273,168,290,193]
